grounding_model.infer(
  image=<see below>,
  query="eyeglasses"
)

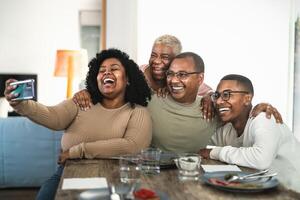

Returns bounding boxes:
[165,70,201,80]
[211,90,249,102]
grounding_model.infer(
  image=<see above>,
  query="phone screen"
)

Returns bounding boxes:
[10,80,35,100]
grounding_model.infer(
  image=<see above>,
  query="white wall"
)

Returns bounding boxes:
[0,0,100,105]
[106,0,297,128]
[79,0,101,10]
[106,0,137,61]
[134,0,294,128]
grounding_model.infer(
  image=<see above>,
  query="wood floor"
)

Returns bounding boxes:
[0,188,39,200]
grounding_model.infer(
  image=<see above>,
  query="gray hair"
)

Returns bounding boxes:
[153,34,182,55]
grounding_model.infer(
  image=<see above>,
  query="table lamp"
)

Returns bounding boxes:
[54,49,88,98]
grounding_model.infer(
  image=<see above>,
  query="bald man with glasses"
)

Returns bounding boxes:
[148,52,216,153]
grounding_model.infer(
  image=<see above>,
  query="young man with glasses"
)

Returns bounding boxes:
[199,74,300,192]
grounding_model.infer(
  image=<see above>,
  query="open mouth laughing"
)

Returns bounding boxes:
[170,85,184,93]
[103,78,115,85]
[218,107,230,114]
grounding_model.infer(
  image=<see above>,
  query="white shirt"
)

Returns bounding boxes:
[210,113,300,192]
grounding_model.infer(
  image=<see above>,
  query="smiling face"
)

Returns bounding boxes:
[97,58,127,100]
[167,57,203,104]
[215,80,252,123]
[149,43,176,82]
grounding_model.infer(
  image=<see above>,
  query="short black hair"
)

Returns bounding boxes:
[173,52,205,72]
[85,48,151,107]
[221,74,254,95]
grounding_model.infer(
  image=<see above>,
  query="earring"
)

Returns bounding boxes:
[127,81,130,86]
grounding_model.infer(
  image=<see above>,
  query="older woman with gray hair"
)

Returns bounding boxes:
[141,34,212,95]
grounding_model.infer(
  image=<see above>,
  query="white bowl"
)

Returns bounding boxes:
[177,156,200,171]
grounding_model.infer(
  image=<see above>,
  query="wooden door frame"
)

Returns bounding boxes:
[101,0,106,50]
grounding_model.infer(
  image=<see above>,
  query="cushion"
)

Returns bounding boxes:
[0,117,62,188]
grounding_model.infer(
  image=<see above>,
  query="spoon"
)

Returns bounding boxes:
[226,169,269,182]
[125,182,137,200]
[110,185,121,200]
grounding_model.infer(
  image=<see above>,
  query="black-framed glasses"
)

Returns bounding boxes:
[211,90,249,102]
[165,70,201,80]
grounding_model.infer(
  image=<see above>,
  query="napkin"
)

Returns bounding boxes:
[201,164,241,172]
[206,145,217,149]
[62,177,108,190]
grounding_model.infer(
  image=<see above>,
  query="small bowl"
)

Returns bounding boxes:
[178,156,200,170]
[174,154,201,171]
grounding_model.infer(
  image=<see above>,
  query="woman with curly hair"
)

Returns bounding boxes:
[4,48,152,200]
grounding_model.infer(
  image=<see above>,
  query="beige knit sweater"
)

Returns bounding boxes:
[14,100,152,159]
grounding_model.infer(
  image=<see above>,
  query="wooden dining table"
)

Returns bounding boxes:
[55,158,300,200]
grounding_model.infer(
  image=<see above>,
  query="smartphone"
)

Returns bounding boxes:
[9,79,35,101]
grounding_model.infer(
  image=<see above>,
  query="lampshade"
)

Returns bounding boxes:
[54,49,88,98]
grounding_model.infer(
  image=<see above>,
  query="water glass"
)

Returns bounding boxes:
[119,155,141,184]
[140,148,162,175]
[175,153,201,181]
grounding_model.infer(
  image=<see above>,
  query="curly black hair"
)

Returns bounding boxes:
[85,48,151,107]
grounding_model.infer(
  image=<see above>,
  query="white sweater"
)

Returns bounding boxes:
[210,113,300,192]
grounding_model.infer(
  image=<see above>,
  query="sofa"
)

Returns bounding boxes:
[0,117,62,188]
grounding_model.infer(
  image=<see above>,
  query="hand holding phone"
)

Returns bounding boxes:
[9,79,35,101]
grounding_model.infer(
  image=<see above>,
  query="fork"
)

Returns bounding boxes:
[243,173,278,181]
[125,182,137,200]
[226,169,269,182]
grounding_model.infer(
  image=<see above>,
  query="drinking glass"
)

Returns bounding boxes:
[139,148,162,175]
[119,155,141,184]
